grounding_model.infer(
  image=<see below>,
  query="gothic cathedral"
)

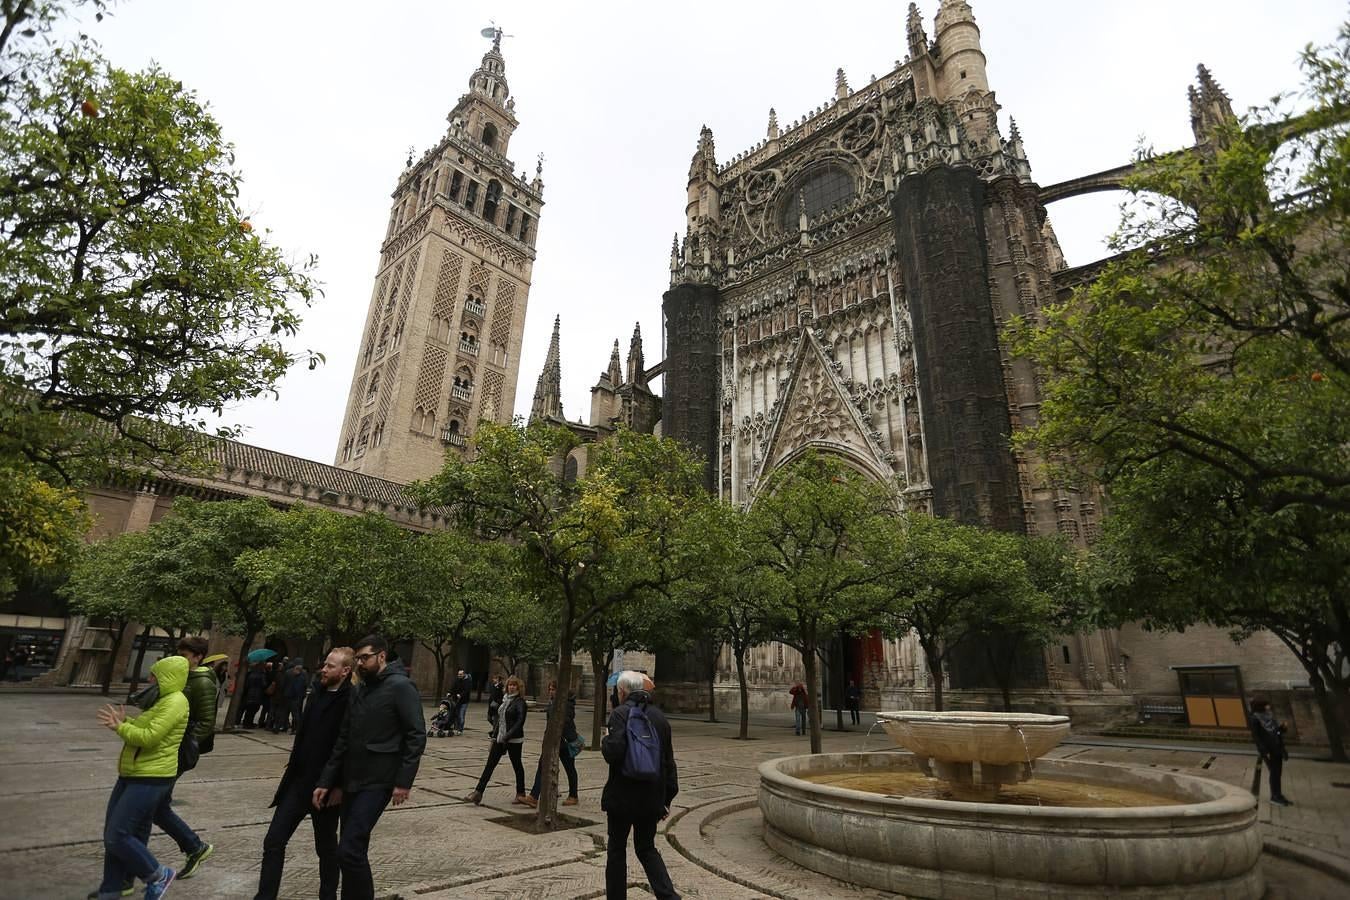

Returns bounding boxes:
[335,33,542,484]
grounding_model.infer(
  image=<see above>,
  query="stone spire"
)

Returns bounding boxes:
[1189,64,1235,145]
[835,68,850,100]
[529,315,563,423]
[906,2,928,60]
[626,322,647,388]
[605,339,623,386]
[767,107,780,140]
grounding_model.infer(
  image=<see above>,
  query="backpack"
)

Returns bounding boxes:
[620,702,661,782]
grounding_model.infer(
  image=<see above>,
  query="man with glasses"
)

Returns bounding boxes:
[313,636,425,900]
[255,647,354,900]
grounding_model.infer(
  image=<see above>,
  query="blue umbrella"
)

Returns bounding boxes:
[247,648,278,664]
[606,671,620,688]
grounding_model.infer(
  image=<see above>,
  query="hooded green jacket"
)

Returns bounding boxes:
[184,665,218,741]
[115,654,189,780]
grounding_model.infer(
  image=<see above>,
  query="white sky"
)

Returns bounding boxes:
[70,0,1345,467]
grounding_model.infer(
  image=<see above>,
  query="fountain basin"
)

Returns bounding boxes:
[876,710,1070,765]
[759,751,1263,899]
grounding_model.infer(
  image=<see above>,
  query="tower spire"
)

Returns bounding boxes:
[529,315,563,423]
[1190,64,1235,145]
[906,2,928,60]
[835,68,850,100]
[627,322,647,387]
[606,339,623,386]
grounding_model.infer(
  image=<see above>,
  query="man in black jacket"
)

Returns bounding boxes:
[255,647,354,900]
[601,670,679,900]
[313,636,426,900]
[451,668,473,736]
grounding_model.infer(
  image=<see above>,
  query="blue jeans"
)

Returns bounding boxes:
[455,702,468,733]
[793,707,807,735]
[135,775,202,854]
[100,778,172,893]
[337,788,392,900]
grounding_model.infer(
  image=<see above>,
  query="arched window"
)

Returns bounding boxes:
[481,122,498,151]
[482,180,502,225]
[464,181,479,213]
[779,165,856,230]
[448,170,463,203]
[365,370,380,401]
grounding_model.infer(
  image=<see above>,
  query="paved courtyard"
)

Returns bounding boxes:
[2,692,1348,899]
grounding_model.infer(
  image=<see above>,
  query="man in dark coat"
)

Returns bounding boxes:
[282,663,308,734]
[451,668,473,736]
[255,648,354,900]
[1248,697,1293,806]
[601,670,679,900]
[239,663,268,728]
[313,636,426,900]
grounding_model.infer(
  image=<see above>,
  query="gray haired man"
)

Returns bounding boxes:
[600,670,679,899]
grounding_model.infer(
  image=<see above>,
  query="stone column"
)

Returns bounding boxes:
[889,166,1024,532]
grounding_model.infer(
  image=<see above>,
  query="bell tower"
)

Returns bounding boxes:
[335,29,544,483]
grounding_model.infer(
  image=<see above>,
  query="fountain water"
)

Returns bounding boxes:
[758,710,1263,898]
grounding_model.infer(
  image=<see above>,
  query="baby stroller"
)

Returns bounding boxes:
[429,697,456,737]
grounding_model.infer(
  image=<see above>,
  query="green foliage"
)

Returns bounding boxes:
[468,585,556,677]
[413,421,708,826]
[63,530,149,628]
[743,452,896,751]
[394,528,508,696]
[672,500,788,737]
[1,3,321,482]
[1011,24,1350,756]
[863,514,1050,710]
[244,506,412,647]
[0,459,86,596]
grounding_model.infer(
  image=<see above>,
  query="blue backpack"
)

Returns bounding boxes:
[621,702,661,782]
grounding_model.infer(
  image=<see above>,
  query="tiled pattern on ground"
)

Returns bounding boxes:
[1,693,1348,899]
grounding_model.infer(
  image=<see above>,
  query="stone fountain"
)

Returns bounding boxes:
[877,709,1070,800]
[758,710,1263,898]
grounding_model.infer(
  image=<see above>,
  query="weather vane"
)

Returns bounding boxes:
[480,20,514,49]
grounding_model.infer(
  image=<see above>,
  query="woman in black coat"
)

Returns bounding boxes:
[523,681,579,807]
[1248,697,1293,806]
[465,675,527,805]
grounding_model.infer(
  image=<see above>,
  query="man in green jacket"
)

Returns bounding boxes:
[134,637,216,880]
[93,654,189,900]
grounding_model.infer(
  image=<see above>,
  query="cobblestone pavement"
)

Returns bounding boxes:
[2,693,1347,899]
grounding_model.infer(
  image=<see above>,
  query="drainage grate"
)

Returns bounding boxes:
[1332,782,1350,789]
[68,747,100,752]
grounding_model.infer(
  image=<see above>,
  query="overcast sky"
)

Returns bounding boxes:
[70,0,1345,467]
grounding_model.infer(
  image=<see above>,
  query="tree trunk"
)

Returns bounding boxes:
[735,644,750,740]
[986,643,1014,712]
[223,628,258,732]
[1309,669,1348,763]
[921,640,945,712]
[126,624,152,697]
[706,638,719,723]
[590,652,608,750]
[426,643,448,698]
[536,625,574,830]
[100,618,128,696]
[802,627,822,754]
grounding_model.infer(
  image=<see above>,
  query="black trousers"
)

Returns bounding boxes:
[530,747,578,798]
[255,781,339,900]
[475,742,524,795]
[1266,754,1285,799]
[336,788,391,900]
[605,815,679,899]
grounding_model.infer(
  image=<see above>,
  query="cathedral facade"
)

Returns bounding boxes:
[334,33,543,484]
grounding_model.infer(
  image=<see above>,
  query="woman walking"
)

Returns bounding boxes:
[465,675,528,805]
[1248,698,1294,806]
[789,682,809,736]
[90,654,190,900]
[523,681,580,808]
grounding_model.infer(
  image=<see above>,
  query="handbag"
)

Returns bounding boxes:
[565,734,585,759]
[178,722,200,774]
